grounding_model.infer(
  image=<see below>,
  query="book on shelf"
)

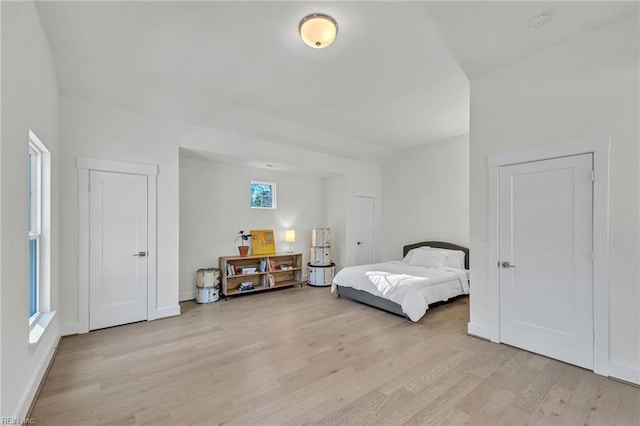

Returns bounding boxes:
[268,260,275,272]
[238,281,254,291]
[241,267,257,275]
[267,274,275,288]
[259,259,267,272]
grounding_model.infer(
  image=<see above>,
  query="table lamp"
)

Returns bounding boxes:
[285,230,296,253]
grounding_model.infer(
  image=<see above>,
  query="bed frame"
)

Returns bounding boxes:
[335,241,470,318]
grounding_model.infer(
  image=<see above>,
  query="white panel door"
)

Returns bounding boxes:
[354,196,375,265]
[90,171,148,330]
[499,154,593,369]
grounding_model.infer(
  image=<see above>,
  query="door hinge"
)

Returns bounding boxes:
[591,171,595,182]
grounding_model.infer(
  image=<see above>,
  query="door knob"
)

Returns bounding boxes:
[357,241,363,245]
[500,261,515,268]
[133,251,147,257]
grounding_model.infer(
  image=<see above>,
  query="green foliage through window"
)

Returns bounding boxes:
[251,181,276,209]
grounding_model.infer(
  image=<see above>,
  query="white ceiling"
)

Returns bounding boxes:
[425,1,639,79]
[35,1,638,160]
[179,147,337,177]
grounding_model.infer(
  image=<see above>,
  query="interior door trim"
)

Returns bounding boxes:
[487,134,610,377]
[77,157,158,334]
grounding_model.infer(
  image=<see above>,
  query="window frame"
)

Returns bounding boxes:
[250,180,277,210]
[29,142,42,323]
[28,130,54,343]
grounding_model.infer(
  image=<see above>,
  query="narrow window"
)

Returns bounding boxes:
[250,181,276,209]
[28,143,41,318]
[28,130,50,323]
[28,130,54,343]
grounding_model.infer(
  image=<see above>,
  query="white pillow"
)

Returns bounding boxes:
[404,246,466,269]
[443,249,466,270]
[402,250,414,263]
[406,248,448,267]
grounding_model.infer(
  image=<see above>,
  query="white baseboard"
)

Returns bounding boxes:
[180,290,196,301]
[151,305,181,320]
[467,322,491,340]
[608,360,640,385]
[59,322,82,336]
[14,335,60,419]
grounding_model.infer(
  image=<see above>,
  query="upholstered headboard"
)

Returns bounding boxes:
[403,241,470,269]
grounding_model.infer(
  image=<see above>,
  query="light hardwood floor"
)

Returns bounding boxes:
[32,286,639,425]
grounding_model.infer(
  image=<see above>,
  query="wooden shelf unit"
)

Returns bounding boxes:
[219,253,303,297]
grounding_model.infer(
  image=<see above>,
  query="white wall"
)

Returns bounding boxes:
[59,96,382,328]
[381,134,469,261]
[179,157,328,300]
[469,17,639,381]
[1,1,61,417]
[326,174,347,270]
[0,2,3,412]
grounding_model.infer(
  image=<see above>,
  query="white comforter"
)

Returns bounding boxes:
[331,261,469,322]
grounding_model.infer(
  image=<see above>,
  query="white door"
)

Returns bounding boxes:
[89,171,148,330]
[354,195,375,265]
[499,154,593,369]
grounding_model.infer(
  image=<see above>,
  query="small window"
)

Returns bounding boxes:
[251,181,276,209]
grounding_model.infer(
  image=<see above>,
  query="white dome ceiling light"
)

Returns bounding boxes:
[299,14,338,49]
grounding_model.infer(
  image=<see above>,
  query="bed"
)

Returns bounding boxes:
[332,241,469,322]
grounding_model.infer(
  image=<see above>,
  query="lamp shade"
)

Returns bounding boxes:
[285,230,296,243]
[299,14,338,49]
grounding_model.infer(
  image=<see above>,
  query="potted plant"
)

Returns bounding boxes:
[235,230,252,256]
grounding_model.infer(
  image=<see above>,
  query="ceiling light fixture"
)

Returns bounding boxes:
[299,13,338,49]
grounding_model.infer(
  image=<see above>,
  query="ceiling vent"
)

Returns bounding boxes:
[528,12,552,29]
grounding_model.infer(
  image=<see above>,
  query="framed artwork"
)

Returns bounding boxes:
[250,229,276,255]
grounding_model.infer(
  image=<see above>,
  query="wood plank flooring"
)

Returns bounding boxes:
[32,286,640,425]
